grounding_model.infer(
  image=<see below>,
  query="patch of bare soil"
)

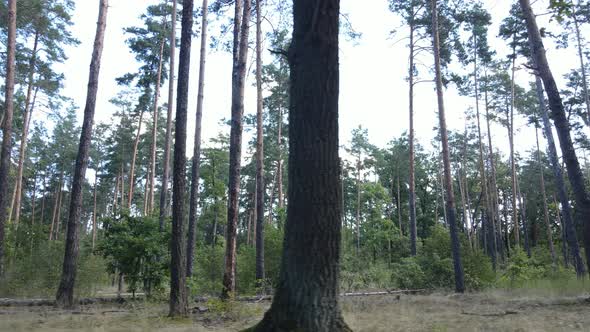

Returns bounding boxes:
[0,292,588,331]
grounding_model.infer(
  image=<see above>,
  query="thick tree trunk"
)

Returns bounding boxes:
[248,0,350,329]
[0,0,16,277]
[159,0,177,231]
[127,109,145,211]
[255,0,265,287]
[56,0,108,308]
[187,0,208,278]
[148,39,166,215]
[408,16,417,256]
[169,0,194,317]
[431,0,464,293]
[520,0,590,275]
[222,0,251,299]
[534,75,585,276]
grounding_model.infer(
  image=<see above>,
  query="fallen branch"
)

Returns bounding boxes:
[462,310,519,317]
[0,295,142,307]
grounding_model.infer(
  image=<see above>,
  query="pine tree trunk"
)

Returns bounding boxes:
[554,195,569,267]
[508,49,520,248]
[517,178,531,257]
[408,14,417,256]
[127,109,145,210]
[520,0,590,275]
[50,174,63,241]
[112,172,120,216]
[187,0,208,278]
[248,1,351,329]
[148,38,166,215]
[356,158,361,253]
[534,75,585,276]
[40,176,47,225]
[159,0,177,231]
[255,0,265,286]
[572,1,590,126]
[473,35,496,267]
[56,0,108,308]
[0,0,17,277]
[535,127,556,269]
[92,171,98,250]
[222,0,251,299]
[14,32,39,226]
[431,0,464,293]
[169,0,194,317]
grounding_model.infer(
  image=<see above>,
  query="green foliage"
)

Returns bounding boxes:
[498,247,556,288]
[189,243,225,296]
[0,233,108,298]
[391,257,427,289]
[97,214,169,296]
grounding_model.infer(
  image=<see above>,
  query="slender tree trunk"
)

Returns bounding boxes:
[473,35,496,267]
[148,38,166,215]
[431,0,464,293]
[169,0,194,317]
[397,173,403,235]
[520,0,590,274]
[159,0,177,231]
[0,0,17,276]
[40,176,47,225]
[408,14,418,256]
[92,171,98,250]
[534,75,585,276]
[554,195,569,267]
[112,172,120,216]
[249,0,351,329]
[255,0,265,287]
[535,127,557,269]
[56,0,108,308]
[14,32,39,226]
[50,174,63,241]
[277,106,284,210]
[517,178,531,257]
[186,0,208,278]
[355,158,361,253]
[508,49,520,248]
[222,0,251,299]
[571,1,590,126]
[127,109,145,210]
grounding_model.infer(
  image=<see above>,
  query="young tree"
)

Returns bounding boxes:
[222,0,251,299]
[55,0,108,308]
[187,0,209,278]
[431,0,464,293]
[0,0,17,278]
[519,0,590,273]
[169,0,193,317]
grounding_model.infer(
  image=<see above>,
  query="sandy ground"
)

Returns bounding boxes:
[1,291,589,331]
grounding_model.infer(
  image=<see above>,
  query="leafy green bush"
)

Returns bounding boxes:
[391,257,426,289]
[97,214,169,296]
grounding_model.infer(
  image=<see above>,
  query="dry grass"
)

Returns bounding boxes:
[1,290,589,331]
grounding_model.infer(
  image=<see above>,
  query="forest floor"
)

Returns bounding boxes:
[1,290,589,331]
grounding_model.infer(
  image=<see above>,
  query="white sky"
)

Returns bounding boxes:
[51,0,589,165]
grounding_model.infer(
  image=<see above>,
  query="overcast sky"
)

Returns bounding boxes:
[50,0,589,164]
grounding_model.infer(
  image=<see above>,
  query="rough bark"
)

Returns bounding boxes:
[0,0,17,277]
[571,1,590,126]
[431,0,464,293]
[169,0,193,317]
[222,0,251,299]
[520,0,590,275]
[187,0,208,278]
[247,0,351,330]
[534,75,585,276]
[56,0,108,308]
[159,0,177,231]
[255,0,265,286]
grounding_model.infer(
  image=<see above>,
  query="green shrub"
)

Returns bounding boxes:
[391,257,426,289]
